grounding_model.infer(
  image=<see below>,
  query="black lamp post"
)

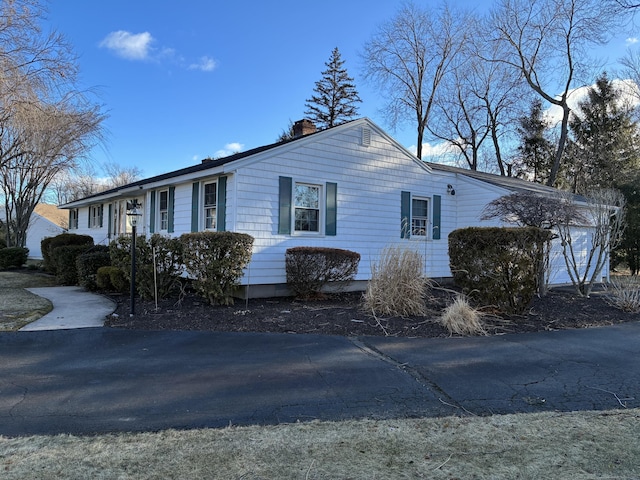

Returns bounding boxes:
[126,200,142,316]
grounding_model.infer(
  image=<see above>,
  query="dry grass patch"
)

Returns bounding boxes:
[440,295,487,336]
[0,271,56,331]
[0,288,52,331]
[0,271,57,288]
[362,246,429,318]
[1,410,639,479]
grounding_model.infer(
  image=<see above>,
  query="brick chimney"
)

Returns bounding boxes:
[292,119,317,138]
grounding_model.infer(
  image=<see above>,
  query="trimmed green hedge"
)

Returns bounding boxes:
[180,231,253,305]
[448,227,552,314]
[285,247,360,299]
[42,233,94,274]
[0,247,29,270]
[77,246,111,291]
[51,244,93,285]
[109,234,184,300]
[96,266,128,292]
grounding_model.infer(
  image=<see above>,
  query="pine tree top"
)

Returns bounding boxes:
[304,47,362,130]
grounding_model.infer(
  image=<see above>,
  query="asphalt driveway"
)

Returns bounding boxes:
[1,322,639,437]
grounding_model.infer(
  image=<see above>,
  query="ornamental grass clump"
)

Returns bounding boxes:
[362,246,429,317]
[440,295,487,336]
[605,276,640,313]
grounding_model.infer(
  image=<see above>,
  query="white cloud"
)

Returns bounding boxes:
[544,78,640,125]
[189,56,216,72]
[627,37,639,46]
[214,142,244,158]
[99,32,214,73]
[99,31,154,60]
[406,140,459,160]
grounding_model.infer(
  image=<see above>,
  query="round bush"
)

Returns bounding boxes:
[0,247,29,270]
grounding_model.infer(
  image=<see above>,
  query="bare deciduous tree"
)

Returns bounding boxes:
[429,16,524,174]
[2,97,103,247]
[489,0,616,187]
[557,188,626,296]
[428,60,490,170]
[103,162,143,188]
[361,2,468,159]
[0,0,105,247]
[481,191,584,228]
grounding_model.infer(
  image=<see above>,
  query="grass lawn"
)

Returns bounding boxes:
[1,409,638,479]
[0,271,57,331]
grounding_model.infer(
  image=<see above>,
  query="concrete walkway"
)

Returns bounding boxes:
[20,286,116,331]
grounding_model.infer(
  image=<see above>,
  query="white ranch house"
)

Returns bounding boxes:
[61,118,605,297]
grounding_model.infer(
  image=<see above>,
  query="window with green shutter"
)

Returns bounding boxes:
[279,177,337,236]
[189,177,226,232]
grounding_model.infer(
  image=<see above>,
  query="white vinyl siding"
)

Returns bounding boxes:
[232,122,454,285]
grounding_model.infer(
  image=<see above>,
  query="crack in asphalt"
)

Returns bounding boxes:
[349,337,467,414]
[6,382,28,417]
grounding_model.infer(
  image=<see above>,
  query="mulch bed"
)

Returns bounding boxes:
[105,285,640,338]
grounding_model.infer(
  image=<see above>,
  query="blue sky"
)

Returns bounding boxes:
[47,1,637,178]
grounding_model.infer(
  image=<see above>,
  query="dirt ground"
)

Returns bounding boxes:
[105,284,640,338]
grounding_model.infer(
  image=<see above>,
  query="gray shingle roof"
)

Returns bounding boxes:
[428,163,587,202]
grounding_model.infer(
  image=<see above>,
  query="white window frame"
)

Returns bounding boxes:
[203,180,217,231]
[69,209,79,229]
[90,205,101,229]
[411,196,430,238]
[293,181,323,235]
[158,189,169,231]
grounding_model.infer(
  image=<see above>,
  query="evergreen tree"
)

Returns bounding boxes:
[515,99,555,184]
[276,120,295,142]
[615,175,640,274]
[566,73,640,194]
[305,47,361,129]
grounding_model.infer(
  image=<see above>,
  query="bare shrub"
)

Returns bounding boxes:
[285,247,360,299]
[440,295,487,336]
[362,246,428,317]
[605,276,640,313]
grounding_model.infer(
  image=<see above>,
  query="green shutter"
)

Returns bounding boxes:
[279,176,292,235]
[168,186,175,233]
[149,191,156,234]
[107,204,113,238]
[217,176,227,232]
[432,194,441,240]
[325,182,337,236]
[99,204,103,228]
[87,207,91,228]
[191,182,200,232]
[68,210,73,230]
[401,191,411,239]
